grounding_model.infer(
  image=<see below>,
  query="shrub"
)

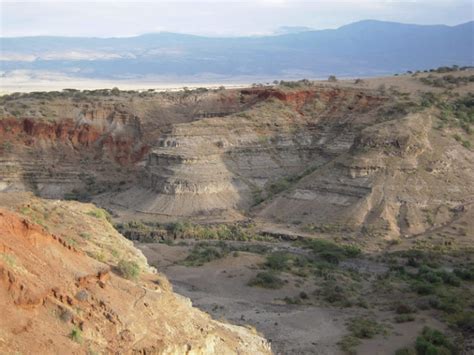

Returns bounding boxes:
[412,281,435,295]
[268,178,291,195]
[415,327,457,355]
[347,317,385,339]
[453,267,474,281]
[248,271,284,289]
[299,239,361,261]
[394,314,415,323]
[321,281,353,307]
[86,208,111,221]
[79,232,91,240]
[395,303,416,314]
[447,311,474,332]
[69,326,83,343]
[320,251,342,264]
[117,260,140,280]
[265,252,291,271]
[183,245,227,266]
[338,335,360,354]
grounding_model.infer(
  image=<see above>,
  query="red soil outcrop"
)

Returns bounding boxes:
[0,206,271,354]
[240,87,385,113]
[0,118,149,165]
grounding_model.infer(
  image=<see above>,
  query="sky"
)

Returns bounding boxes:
[1,0,473,37]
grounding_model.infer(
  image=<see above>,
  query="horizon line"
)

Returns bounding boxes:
[1,19,472,40]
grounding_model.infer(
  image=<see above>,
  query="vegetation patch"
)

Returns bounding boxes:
[182,243,229,266]
[117,260,140,280]
[346,317,386,339]
[419,74,474,88]
[394,314,416,323]
[181,241,270,267]
[116,220,273,242]
[298,239,361,264]
[415,327,457,355]
[69,326,83,344]
[248,271,284,289]
[86,208,111,221]
[338,335,361,354]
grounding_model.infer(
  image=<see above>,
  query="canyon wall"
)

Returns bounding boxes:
[1,84,473,238]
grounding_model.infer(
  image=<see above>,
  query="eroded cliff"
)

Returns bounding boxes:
[1,77,473,239]
[0,192,271,354]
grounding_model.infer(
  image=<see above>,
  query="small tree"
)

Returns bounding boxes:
[328,75,337,82]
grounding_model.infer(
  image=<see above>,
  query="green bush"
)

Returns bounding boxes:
[415,327,457,355]
[117,260,140,280]
[265,252,291,271]
[395,314,415,323]
[453,267,474,281]
[268,178,291,195]
[321,281,352,307]
[338,335,360,354]
[447,311,474,332]
[347,317,385,339]
[183,244,227,266]
[412,281,435,295]
[248,271,284,289]
[69,326,83,343]
[86,208,111,221]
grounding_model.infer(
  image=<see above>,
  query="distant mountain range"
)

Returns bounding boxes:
[1,20,473,82]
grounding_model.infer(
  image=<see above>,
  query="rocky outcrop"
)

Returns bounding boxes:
[0,88,286,199]
[106,86,386,219]
[258,113,474,238]
[2,84,471,237]
[0,195,271,354]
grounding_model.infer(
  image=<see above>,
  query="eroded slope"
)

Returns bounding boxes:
[258,110,474,238]
[1,73,473,239]
[0,193,271,354]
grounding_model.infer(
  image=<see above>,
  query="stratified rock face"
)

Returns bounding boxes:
[258,112,474,238]
[0,108,147,198]
[2,84,472,237]
[110,87,386,218]
[0,89,256,199]
[0,195,271,354]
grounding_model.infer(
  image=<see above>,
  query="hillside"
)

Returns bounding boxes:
[1,20,473,83]
[0,192,271,354]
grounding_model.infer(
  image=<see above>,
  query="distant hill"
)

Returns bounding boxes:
[274,26,314,35]
[1,20,473,81]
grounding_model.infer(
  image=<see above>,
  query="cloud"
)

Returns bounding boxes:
[1,0,472,37]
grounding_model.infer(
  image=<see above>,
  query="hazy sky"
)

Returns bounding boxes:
[1,0,473,37]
